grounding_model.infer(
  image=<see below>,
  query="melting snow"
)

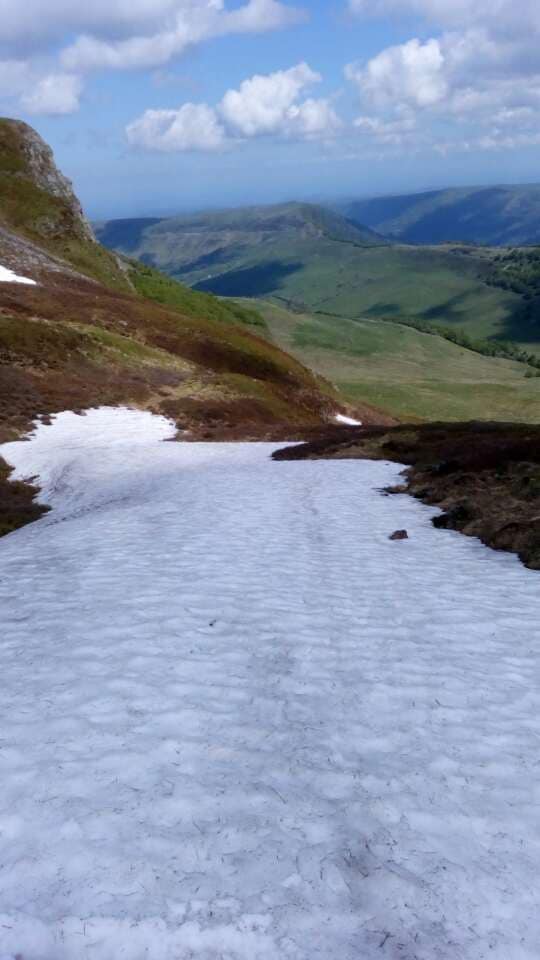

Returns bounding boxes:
[335,413,362,426]
[1,407,540,960]
[0,264,37,285]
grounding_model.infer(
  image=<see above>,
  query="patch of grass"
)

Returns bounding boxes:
[256,301,540,423]
[0,315,89,364]
[129,261,266,328]
[73,323,189,368]
[339,379,540,424]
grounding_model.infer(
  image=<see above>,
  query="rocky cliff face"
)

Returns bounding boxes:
[0,118,95,245]
[2,119,95,243]
[0,118,130,290]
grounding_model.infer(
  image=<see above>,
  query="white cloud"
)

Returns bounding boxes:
[1,0,304,63]
[58,0,304,72]
[346,38,447,109]
[346,0,540,154]
[347,0,540,33]
[126,62,341,152]
[20,73,82,115]
[0,1,304,118]
[286,97,342,138]
[219,62,337,137]
[126,103,227,151]
[354,106,417,146]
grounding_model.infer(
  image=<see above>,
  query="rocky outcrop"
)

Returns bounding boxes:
[4,119,95,243]
[0,118,95,245]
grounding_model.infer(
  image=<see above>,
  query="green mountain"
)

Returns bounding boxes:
[337,185,540,247]
[94,202,386,285]
[0,120,362,455]
[97,202,538,350]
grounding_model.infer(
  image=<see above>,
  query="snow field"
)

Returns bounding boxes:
[0,264,37,285]
[0,407,539,960]
[334,414,362,426]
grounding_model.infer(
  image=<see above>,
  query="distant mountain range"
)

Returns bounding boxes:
[94,202,385,286]
[336,185,540,247]
[95,199,540,350]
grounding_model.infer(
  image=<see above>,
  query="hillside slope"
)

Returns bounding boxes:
[255,301,540,423]
[338,185,540,247]
[97,203,538,348]
[0,120,387,449]
[94,202,386,284]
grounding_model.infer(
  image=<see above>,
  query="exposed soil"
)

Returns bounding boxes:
[0,455,49,536]
[273,421,540,570]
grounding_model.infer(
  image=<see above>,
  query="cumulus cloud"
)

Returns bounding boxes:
[219,62,339,138]
[346,0,540,153]
[20,73,83,115]
[0,0,302,70]
[346,38,447,109]
[126,62,341,152]
[126,103,227,151]
[0,0,304,117]
[52,0,303,72]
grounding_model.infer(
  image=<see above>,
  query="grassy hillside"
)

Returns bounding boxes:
[97,203,539,350]
[198,241,533,349]
[95,203,384,280]
[1,120,378,453]
[0,253,354,445]
[338,185,540,247]
[0,118,130,292]
[128,260,265,328]
[255,301,540,423]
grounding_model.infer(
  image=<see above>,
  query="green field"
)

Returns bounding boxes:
[193,241,538,351]
[254,301,540,423]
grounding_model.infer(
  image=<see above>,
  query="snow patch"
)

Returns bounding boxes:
[335,413,362,426]
[1,407,540,959]
[0,264,37,285]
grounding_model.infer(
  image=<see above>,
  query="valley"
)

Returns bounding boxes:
[96,201,540,356]
[254,301,540,423]
[95,195,540,425]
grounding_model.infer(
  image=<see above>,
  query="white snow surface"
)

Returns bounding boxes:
[0,263,37,285]
[334,413,362,426]
[1,406,540,960]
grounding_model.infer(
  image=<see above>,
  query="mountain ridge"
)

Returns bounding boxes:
[337,184,540,247]
[94,201,386,283]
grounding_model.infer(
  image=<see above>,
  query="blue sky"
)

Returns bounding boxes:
[1,0,540,218]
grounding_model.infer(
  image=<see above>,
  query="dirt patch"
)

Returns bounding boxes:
[0,455,49,536]
[273,422,540,570]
